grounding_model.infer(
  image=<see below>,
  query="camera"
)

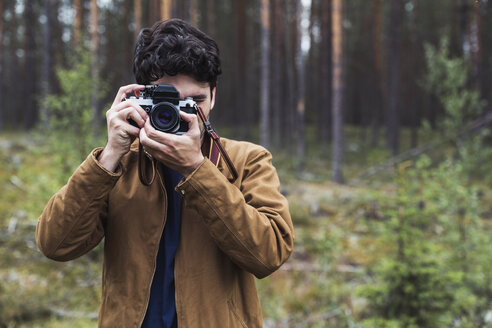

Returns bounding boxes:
[127,84,197,134]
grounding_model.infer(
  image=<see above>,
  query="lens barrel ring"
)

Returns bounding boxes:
[149,101,181,133]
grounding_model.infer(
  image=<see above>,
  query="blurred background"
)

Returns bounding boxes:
[1,0,492,327]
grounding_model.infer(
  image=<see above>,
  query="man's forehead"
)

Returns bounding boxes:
[152,74,210,97]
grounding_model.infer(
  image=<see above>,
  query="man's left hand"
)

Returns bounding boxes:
[139,111,205,177]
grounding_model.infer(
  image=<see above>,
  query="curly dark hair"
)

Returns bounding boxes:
[133,18,222,90]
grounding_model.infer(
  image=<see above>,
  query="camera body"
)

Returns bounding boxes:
[127,84,197,134]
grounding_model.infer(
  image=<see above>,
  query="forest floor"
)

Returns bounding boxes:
[1,131,491,327]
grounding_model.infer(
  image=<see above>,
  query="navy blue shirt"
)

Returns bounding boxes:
[141,165,182,328]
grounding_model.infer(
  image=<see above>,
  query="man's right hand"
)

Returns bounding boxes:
[97,84,147,172]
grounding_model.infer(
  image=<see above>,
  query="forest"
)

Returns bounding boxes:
[1,0,492,327]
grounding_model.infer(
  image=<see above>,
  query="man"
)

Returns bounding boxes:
[36,18,294,327]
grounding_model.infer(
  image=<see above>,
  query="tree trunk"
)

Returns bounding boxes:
[0,0,4,130]
[459,0,468,55]
[371,0,383,147]
[331,0,344,183]
[123,0,133,83]
[42,0,58,127]
[306,0,319,124]
[235,0,248,138]
[90,0,101,134]
[295,0,306,172]
[477,0,490,114]
[260,0,271,148]
[284,1,297,151]
[74,0,84,46]
[190,0,199,26]
[53,0,65,69]
[387,0,400,155]
[450,0,460,56]
[272,0,283,149]
[149,0,160,24]
[206,0,216,37]
[471,1,482,85]
[7,2,21,126]
[320,0,331,156]
[24,0,38,129]
[176,0,191,21]
[134,0,142,41]
[409,0,420,148]
[161,0,172,20]
[90,0,99,68]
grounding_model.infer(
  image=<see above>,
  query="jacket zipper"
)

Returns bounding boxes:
[137,168,167,327]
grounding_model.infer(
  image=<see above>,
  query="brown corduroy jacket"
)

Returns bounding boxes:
[36,137,294,327]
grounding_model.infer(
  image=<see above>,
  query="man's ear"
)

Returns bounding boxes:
[210,87,216,110]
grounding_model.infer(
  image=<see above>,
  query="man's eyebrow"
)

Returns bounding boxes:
[190,94,208,100]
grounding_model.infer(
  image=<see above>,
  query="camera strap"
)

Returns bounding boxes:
[196,105,239,183]
[137,106,238,186]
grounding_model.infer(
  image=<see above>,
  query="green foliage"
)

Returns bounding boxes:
[41,48,107,178]
[0,134,102,327]
[358,156,492,327]
[422,39,484,138]
[2,128,492,327]
[359,159,454,327]
[421,39,492,181]
[0,51,107,328]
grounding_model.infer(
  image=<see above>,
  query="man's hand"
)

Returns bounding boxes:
[98,84,147,172]
[139,110,205,177]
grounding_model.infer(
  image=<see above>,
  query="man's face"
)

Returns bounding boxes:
[152,74,216,120]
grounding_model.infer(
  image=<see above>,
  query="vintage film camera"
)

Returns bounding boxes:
[127,84,197,134]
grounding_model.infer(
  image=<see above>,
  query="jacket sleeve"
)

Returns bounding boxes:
[36,149,121,261]
[176,146,294,279]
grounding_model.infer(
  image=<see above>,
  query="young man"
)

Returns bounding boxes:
[36,19,294,327]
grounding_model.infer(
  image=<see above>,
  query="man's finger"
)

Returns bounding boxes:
[143,118,179,144]
[180,111,200,135]
[116,107,143,128]
[109,100,148,121]
[112,84,145,107]
[140,125,171,152]
[126,109,146,128]
[125,99,148,122]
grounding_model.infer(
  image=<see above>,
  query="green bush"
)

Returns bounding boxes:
[421,38,491,181]
[41,48,107,178]
[358,156,492,327]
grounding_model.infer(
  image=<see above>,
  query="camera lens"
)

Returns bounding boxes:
[150,102,179,132]
[157,110,173,125]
